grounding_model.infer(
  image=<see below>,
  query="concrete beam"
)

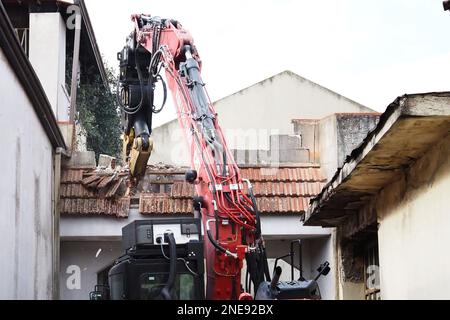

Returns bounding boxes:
[306,92,450,226]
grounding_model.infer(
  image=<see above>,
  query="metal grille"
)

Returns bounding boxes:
[364,240,381,300]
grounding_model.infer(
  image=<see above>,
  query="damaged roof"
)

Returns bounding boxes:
[60,168,130,217]
[305,92,450,227]
[60,164,326,218]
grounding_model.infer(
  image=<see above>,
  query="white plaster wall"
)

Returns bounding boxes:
[377,135,450,299]
[318,115,338,181]
[60,241,122,300]
[306,236,336,300]
[0,49,54,299]
[29,12,69,121]
[263,237,335,300]
[213,71,372,145]
[150,118,188,166]
[150,71,373,166]
[60,210,331,240]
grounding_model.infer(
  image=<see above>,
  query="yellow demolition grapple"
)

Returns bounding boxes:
[122,128,153,177]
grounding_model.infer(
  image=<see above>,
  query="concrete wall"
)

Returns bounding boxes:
[150,71,374,166]
[29,12,69,121]
[335,114,380,168]
[318,115,339,180]
[150,118,187,166]
[61,209,331,240]
[295,114,379,181]
[59,237,335,300]
[60,241,122,300]
[214,71,372,142]
[0,48,55,299]
[264,237,335,300]
[335,238,365,300]
[375,134,450,299]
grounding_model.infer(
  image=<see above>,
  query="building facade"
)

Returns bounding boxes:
[0,2,66,299]
[306,92,450,299]
[0,0,106,299]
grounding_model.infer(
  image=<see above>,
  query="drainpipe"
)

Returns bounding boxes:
[69,11,82,145]
[52,147,70,299]
[52,148,62,299]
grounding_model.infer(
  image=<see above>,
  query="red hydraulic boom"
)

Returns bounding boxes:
[118,14,270,300]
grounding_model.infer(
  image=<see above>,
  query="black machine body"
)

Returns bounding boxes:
[105,218,205,300]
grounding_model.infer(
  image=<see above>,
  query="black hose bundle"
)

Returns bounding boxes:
[160,233,177,300]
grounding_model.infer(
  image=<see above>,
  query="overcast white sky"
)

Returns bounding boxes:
[85,0,450,127]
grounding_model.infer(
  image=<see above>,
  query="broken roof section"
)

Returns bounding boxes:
[59,163,327,218]
[305,92,450,227]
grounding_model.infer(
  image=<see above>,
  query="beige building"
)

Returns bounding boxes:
[305,92,450,300]
[150,70,374,167]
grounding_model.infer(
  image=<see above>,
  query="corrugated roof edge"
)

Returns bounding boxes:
[0,2,66,149]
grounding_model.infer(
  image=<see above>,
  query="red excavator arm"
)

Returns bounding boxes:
[117,14,270,300]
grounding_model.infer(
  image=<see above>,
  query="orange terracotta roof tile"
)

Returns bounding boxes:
[60,165,326,217]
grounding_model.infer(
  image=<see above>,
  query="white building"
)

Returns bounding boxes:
[0,0,107,299]
[306,92,450,300]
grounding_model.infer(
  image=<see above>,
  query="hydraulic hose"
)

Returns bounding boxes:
[206,219,237,259]
[160,233,177,300]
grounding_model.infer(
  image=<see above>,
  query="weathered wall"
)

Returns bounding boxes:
[29,12,69,121]
[60,241,122,300]
[150,71,373,166]
[320,114,380,181]
[335,114,380,168]
[214,71,372,144]
[294,114,379,181]
[335,235,365,300]
[376,133,450,299]
[0,48,55,299]
[149,118,188,166]
[318,115,338,180]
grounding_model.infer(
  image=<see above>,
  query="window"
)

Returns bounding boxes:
[139,273,195,300]
[364,239,380,300]
[145,183,172,193]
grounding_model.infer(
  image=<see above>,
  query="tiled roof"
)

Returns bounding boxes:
[139,166,326,215]
[60,169,130,218]
[60,165,327,217]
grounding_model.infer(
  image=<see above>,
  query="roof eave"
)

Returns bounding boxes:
[77,0,108,87]
[305,92,450,226]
